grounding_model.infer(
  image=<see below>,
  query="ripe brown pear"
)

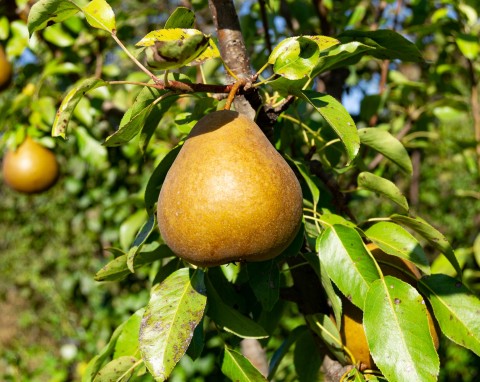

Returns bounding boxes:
[0,45,12,91]
[2,136,59,194]
[157,110,303,267]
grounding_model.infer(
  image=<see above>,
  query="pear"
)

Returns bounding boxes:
[157,110,303,267]
[0,45,12,91]
[3,136,59,194]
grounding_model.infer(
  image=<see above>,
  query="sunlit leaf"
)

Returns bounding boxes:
[364,277,439,381]
[313,41,374,75]
[365,221,430,274]
[419,274,480,356]
[139,268,207,381]
[82,0,116,33]
[390,214,461,275]
[93,356,138,381]
[271,37,320,80]
[114,308,144,358]
[27,0,80,36]
[338,29,424,62]
[317,224,380,309]
[358,172,409,212]
[52,77,106,138]
[359,128,412,174]
[82,312,136,380]
[94,244,174,282]
[221,347,268,382]
[455,33,479,61]
[297,90,359,163]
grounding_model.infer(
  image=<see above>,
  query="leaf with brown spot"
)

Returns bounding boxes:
[52,77,106,138]
[139,268,207,381]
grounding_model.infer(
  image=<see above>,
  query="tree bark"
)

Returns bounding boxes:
[208,0,256,119]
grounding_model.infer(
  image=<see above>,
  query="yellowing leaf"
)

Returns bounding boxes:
[82,0,116,32]
[137,28,211,70]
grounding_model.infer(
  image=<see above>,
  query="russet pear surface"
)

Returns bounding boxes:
[157,110,303,267]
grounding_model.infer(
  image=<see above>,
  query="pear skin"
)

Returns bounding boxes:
[157,110,303,267]
[3,136,59,194]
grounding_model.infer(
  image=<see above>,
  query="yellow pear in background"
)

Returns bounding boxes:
[157,110,303,267]
[3,136,59,194]
[0,45,12,91]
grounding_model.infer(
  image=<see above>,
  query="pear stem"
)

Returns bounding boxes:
[223,79,247,110]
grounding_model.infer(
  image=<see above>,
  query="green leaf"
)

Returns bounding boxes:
[291,159,319,205]
[127,214,156,273]
[390,214,461,275]
[312,41,375,75]
[52,77,106,138]
[187,38,220,66]
[94,244,174,281]
[338,30,424,62]
[269,35,338,63]
[247,260,280,312]
[82,0,116,33]
[358,172,409,212]
[358,128,412,174]
[74,126,108,169]
[114,309,144,358]
[139,268,207,382]
[139,94,178,153]
[221,347,268,382]
[320,213,356,228]
[343,368,367,381]
[455,33,479,61]
[364,276,439,382]
[137,28,211,70]
[119,210,147,251]
[205,274,268,339]
[82,313,135,381]
[294,329,324,382]
[43,23,75,47]
[164,7,195,29]
[304,251,342,326]
[27,0,80,36]
[93,356,138,382]
[365,221,430,274]
[297,90,359,163]
[104,88,173,147]
[267,326,306,380]
[269,37,320,80]
[317,225,380,309]
[306,313,346,364]
[144,145,182,214]
[418,274,480,356]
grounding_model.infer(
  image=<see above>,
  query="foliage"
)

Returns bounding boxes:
[1,0,480,381]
